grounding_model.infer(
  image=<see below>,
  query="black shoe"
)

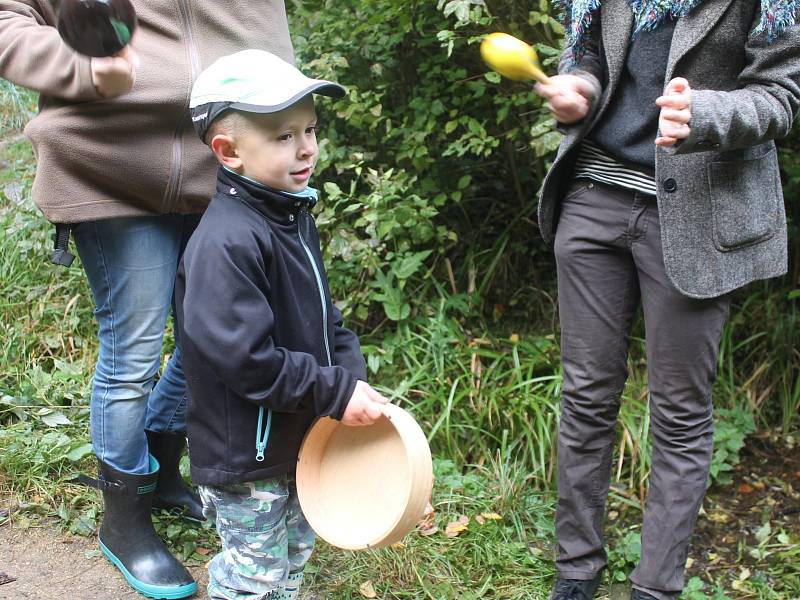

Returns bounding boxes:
[631,590,659,600]
[549,573,603,600]
[93,457,197,599]
[146,430,205,522]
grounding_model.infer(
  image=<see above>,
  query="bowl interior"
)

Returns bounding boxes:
[299,414,411,549]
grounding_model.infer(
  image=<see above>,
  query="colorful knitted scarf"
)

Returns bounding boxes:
[556,0,799,62]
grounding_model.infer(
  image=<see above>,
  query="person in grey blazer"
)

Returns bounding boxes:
[534,1,800,599]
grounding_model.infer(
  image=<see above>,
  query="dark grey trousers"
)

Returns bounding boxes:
[552,180,730,599]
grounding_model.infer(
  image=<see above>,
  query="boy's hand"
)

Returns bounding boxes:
[656,77,692,147]
[341,381,389,427]
[91,46,139,98]
[534,75,595,125]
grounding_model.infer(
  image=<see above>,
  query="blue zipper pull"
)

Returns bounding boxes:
[255,406,273,462]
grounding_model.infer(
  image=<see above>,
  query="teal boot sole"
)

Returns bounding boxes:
[100,540,197,599]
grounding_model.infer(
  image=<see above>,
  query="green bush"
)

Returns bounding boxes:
[291,0,563,328]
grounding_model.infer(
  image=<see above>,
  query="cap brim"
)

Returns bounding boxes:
[190,81,346,142]
[229,81,346,115]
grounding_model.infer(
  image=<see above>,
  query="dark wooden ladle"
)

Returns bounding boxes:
[57,0,137,57]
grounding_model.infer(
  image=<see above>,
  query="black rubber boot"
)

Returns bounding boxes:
[549,572,603,600]
[96,457,197,599]
[146,430,205,522]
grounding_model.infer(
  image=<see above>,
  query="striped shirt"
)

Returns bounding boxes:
[573,140,657,196]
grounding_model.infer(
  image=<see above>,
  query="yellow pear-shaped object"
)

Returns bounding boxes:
[480,32,549,83]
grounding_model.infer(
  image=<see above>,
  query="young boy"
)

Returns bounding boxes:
[176,50,389,600]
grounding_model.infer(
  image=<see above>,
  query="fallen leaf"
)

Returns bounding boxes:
[445,515,470,537]
[475,515,485,525]
[480,512,502,521]
[195,547,211,555]
[359,581,377,598]
[418,502,436,531]
[738,483,754,494]
[418,505,437,536]
[707,510,730,524]
[391,542,405,550]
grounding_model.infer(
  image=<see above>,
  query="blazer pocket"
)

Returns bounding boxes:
[707,147,779,252]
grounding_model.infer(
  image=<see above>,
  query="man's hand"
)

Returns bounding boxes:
[534,75,595,125]
[656,77,692,147]
[341,380,389,427]
[91,46,139,98]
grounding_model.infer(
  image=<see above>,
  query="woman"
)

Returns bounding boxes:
[0,1,294,597]
[534,1,799,598]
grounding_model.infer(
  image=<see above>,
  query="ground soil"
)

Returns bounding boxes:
[687,433,800,587]
[0,524,208,600]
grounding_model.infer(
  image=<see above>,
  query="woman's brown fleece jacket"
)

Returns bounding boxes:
[0,0,294,223]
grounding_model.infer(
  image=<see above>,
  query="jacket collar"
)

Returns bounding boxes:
[216,167,316,225]
[601,0,634,93]
[667,0,736,79]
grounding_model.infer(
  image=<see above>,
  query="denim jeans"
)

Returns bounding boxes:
[73,214,200,474]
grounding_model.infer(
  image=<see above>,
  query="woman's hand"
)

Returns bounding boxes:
[535,75,596,125]
[656,77,692,147]
[91,45,139,98]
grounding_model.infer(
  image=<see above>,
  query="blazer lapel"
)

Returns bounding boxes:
[667,0,736,78]
[601,0,634,90]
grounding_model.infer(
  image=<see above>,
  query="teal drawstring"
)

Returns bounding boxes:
[256,406,272,462]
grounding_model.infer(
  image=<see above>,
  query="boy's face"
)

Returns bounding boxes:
[227,96,319,193]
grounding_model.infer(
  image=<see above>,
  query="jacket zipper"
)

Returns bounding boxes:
[163,0,202,213]
[254,206,332,462]
[297,208,333,367]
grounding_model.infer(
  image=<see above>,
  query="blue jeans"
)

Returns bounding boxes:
[73,214,200,474]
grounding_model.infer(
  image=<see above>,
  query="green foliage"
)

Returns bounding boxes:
[682,577,732,600]
[606,530,641,583]
[716,285,800,433]
[709,408,756,487]
[291,0,562,327]
[0,79,36,130]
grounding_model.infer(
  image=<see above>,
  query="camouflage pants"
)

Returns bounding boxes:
[199,476,315,600]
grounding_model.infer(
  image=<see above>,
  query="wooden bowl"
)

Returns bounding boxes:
[296,403,433,550]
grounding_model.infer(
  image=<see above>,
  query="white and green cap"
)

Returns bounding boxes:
[189,49,346,141]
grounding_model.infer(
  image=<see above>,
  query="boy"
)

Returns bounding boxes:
[176,50,389,600]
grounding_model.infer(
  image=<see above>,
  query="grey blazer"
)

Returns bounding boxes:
[538,0,800,298]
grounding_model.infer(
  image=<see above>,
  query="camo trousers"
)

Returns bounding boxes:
[199,476,316,600]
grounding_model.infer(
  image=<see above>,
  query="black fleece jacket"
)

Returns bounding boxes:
[176,167,367,486]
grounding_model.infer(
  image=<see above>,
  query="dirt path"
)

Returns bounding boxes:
[0,524,209,600]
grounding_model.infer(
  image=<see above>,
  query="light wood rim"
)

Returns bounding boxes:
[296,404,433,550]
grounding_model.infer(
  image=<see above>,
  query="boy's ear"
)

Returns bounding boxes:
[210,134,242,171]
